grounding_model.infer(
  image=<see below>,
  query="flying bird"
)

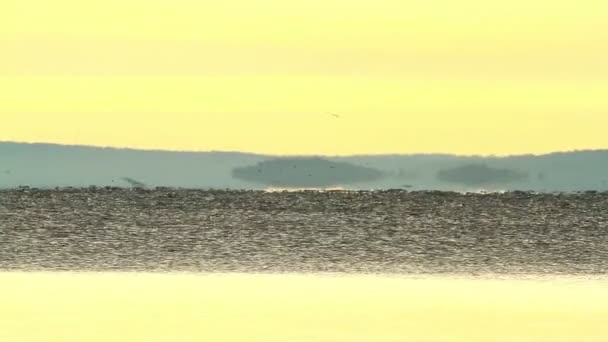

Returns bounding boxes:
[328,113,341,118]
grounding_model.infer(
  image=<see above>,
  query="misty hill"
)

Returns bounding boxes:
[1,141,607,191]
[0,142,265,189]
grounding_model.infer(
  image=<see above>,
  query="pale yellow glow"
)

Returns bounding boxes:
[1,0,607,155]
[1,273,608,342]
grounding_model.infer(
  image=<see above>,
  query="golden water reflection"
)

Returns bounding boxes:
[1,272,607,342]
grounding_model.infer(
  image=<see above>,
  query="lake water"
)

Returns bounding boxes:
[2,272,607,342]
[2,190,607,340]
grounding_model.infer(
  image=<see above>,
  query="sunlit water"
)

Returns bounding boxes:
[2,272,607,342]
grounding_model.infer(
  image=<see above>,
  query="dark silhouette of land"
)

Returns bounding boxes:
[1,141,607,191]
[232,157,384,187]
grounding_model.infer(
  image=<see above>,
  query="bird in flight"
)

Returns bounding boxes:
[328,113,341,118]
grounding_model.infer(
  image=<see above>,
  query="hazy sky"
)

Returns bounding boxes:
[1,0,607,155]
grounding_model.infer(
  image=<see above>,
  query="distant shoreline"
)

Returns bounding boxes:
[2,140,607,158]
[3,141,608,191]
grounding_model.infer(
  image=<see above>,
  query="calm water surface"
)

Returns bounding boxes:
[1,272,607,342]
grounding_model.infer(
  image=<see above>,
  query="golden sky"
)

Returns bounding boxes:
[1,0,607,155]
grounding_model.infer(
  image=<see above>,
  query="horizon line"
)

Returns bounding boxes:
[2,140,607,159]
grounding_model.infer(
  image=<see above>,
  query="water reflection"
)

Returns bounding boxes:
[2,272,607,342]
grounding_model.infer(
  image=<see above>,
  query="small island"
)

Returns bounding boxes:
[232,157,385,188]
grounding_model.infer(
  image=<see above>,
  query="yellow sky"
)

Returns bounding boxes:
[1,0,607,155]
